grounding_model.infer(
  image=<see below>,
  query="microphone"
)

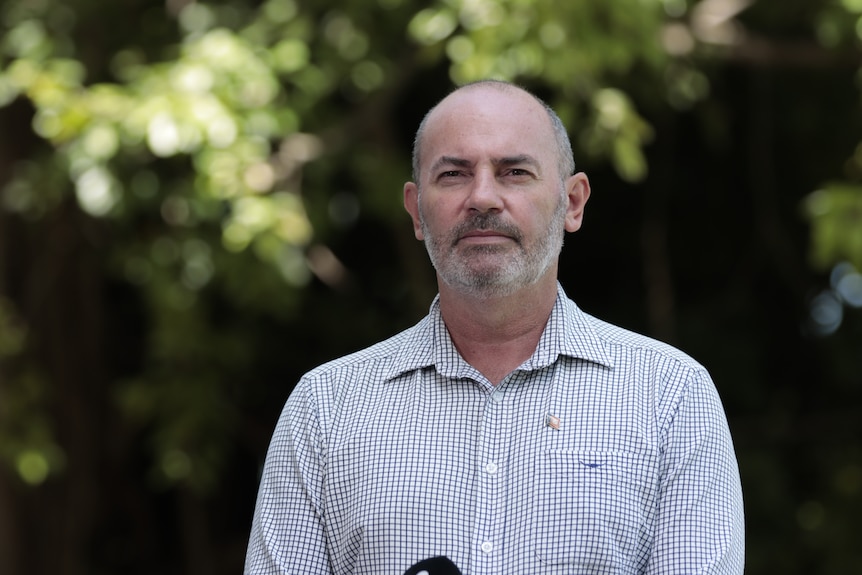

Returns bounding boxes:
[402,556,462,575]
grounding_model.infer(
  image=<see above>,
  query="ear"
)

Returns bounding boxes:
[564,172,591,233]
[403,181,424,240]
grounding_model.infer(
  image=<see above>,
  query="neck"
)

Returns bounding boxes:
[438,274,559,385]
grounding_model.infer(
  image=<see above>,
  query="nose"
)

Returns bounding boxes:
[466,169,503,213]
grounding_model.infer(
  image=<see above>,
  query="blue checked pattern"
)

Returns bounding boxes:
[245,284,744,575]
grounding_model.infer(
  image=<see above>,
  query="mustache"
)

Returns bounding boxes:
[451,213,523,244]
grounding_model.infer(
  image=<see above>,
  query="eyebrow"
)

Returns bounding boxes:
[429,154,541,174]
[494,154,541,171]
[429,156,472,174]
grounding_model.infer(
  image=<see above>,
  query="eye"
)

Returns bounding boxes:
[505,168,534,178]
[435,170,466,183]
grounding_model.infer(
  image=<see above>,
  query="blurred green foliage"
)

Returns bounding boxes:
[0,0,671,492]
[805,184,862,270]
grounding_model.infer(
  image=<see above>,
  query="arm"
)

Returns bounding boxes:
[245,380,331,575]
[647,370,745,574]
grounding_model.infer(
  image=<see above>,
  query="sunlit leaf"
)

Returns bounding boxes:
[804,185,862,270]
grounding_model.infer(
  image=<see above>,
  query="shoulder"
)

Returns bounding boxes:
[561,298,717,412]
[554,285,707,377]
[304,324,418,380]
[582,308,707,373]
[568,304,729,432]
[282,315,433,438]
[297,312,433,392]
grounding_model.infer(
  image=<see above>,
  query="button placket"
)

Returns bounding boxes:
[470,384,510,573]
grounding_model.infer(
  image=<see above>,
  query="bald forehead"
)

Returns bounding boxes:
[425,83,552,133]
[415,83,559,177]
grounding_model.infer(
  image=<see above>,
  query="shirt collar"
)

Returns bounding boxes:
[385,283,613,382]
[528,283,614,370]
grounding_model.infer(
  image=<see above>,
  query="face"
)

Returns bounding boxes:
[417,182,567,298]
[404,85,590,298]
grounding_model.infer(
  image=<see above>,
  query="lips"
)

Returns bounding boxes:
[450,214,522,246]
[459,230,511,240]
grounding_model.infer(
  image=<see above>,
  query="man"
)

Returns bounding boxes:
[244,80,745,574]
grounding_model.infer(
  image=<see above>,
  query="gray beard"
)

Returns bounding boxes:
[420,198,566,298]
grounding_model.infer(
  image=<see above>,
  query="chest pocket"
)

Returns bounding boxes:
[532,449,657,570]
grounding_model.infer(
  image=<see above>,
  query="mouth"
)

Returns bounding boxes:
[457,229,514,245]
[450,214,522,247]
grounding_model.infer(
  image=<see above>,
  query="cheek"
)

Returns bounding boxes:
[419,200,456,233]
[421,215,447,244]
[521,205,562,242]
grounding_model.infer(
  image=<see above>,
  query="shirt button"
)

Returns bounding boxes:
[485,462,498,474]
[481,541,494,553]
[490,390,504,403]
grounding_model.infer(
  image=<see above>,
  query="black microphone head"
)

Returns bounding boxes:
[402,555,462,575]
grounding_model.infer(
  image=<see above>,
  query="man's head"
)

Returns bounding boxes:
[403,80,590,299]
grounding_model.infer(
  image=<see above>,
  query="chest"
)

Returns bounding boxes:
[321,366,662,573]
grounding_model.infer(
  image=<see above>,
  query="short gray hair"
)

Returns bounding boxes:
[411,80,576,183]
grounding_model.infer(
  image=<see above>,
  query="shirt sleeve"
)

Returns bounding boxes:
[244,379,331,575]
[647,368,745,575]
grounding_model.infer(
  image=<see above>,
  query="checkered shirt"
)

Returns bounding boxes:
[245,284,745,574]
